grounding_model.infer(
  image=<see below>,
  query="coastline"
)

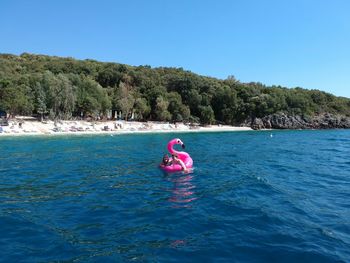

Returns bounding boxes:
[0,118,252,137]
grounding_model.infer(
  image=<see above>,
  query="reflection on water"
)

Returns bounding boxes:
[170,239,187,248]
[164,174,197,208]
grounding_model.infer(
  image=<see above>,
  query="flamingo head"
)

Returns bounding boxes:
[169,138,185,149]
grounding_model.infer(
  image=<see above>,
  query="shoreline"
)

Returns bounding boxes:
[0,119,252,137]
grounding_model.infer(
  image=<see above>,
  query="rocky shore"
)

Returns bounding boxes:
[247,113,350,130]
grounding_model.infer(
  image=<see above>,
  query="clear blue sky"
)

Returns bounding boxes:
[1,0,350,98]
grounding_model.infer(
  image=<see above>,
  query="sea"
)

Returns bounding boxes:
[0,130,349,262]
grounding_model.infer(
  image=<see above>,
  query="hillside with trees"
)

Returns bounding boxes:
[1,53,350,129]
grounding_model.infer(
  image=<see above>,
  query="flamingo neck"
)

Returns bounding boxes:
[167,142,180,155]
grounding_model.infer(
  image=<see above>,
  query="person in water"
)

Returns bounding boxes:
[162,154,172,166]
[172,154,188,172]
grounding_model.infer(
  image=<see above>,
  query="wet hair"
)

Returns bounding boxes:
[163,154,169,162]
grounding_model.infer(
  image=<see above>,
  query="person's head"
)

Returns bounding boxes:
[163,154,169,164]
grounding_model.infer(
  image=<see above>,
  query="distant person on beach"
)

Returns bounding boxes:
[172,154,188,172]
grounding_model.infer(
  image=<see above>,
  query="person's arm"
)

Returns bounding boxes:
[177,159,188,171]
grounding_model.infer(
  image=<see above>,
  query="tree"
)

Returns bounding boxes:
[187,89,202,116]
[198,105,215,125]
[167,92,190,122]
[155,96,171,121]
[75,76,111,118]
[49,74,76,119]
[211,86,239,124]
[0,83,33,117]
[34,82,47,121]
[134,97,151,120]
[97,64,123,87]
[144,85,167,118]
[286,89,311,115]
[115,82,135,120]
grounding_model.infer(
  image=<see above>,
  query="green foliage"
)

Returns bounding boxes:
[0,83,33,116]
[198,105,215,124]
[97,64,123,88]
[0,53,349,123]
[212,86,238,124]
[167,92,190,122]
[134,97,151,120]
[33,82,47,121]
[75,76,111,118]
[46,73,76,119]
[114,81,136,120]
[155,96,171,121]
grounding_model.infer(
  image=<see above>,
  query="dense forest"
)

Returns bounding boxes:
[1,53,350,128]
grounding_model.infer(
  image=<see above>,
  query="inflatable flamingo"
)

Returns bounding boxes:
[160,138,193,173]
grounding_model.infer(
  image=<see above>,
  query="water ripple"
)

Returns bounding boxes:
[0,131,349,262]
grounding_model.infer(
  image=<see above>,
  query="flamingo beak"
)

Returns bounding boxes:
[182,144,185,149]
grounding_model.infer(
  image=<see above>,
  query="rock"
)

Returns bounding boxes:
[263,119,272,129]
[246,113,350,130]
[251,118,264,130]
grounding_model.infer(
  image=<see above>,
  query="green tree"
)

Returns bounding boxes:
[51,74,76,119]
[0,83,33,117]
[97,64,123,87]
[198,105,215,125]
[167,92,190,122]
[34,82,47,121]
[155,96,171,121]
[115,82,135,120]
[134,97,151,120]
[75,76,111,118]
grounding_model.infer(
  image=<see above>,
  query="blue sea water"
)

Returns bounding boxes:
[0,130,349,262]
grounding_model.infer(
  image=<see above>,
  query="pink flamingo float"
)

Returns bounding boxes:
[160,138,193,173]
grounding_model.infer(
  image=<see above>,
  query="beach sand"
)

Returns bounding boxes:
[0,117,252,136]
